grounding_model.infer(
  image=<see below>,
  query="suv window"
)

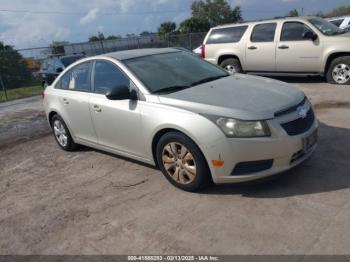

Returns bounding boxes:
[69,62,91,92]
[251,23,277,42]
[330,19,344,27]
[206,26,248,44]
[281,22,314,41]
[93,61,130,94]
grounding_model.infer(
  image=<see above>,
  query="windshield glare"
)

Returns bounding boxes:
[124,51,228,93]
[308,18,345,36]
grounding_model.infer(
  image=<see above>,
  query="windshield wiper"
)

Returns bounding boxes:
[190,75,228,87]
[152,85,191,94]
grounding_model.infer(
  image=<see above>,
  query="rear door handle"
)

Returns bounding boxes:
[92,105,102,112]
[248,46,257,50]
[278,45,289,49]
[63,98,69,105]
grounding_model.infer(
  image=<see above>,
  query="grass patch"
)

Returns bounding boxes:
[0,85,43,102]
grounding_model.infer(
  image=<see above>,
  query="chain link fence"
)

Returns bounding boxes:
[0,32,206,102]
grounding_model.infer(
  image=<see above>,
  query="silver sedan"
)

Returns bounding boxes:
[43,48,318,191]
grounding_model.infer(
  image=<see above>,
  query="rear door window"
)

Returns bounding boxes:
[206,26,248,44]
[251,23,277,42]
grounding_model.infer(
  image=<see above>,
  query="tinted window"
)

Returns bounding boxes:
[206,26,248,44]
[281,22,313,41]
[251,23,276,42]
[41,60,48,71]
[94,61,130,94]
[124,51,228,93]
[330,19,344,27]
[69,62,91,92]
[61,55,84,67]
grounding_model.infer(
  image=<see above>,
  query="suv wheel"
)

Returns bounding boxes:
[220,58,242,74]
[326,56,350,85]
[156,132,211,192]
[51,114,77,151]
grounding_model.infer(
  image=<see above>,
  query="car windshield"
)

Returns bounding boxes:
[60,55,84,67]
[124,51,229,94]
[308,17,345,36]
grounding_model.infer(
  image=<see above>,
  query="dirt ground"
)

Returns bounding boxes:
[0,77,350,255]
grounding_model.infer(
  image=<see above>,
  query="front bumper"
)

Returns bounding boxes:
[206,103,318,184]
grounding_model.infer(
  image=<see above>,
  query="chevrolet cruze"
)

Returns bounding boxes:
[43,48,318,191]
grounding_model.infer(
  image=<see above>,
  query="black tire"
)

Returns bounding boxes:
[156,131,211,192]
[220,58,242,74]
[326,56,350,85]
[51,114,77,151]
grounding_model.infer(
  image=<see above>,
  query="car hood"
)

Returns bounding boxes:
[157,74,305,120]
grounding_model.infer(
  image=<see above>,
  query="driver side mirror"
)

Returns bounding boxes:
[105,85,137,100]
[303,31,318,41]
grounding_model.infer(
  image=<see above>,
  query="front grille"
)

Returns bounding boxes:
[231,159,273,176]
[281,108,315,136]
[274,96,307,117]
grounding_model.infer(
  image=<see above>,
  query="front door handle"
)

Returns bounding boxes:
[63,98,69,105]
[248,46,257,50]
[92,105,102,112]
[278,45,289,49]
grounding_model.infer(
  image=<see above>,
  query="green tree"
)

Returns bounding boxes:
[140,31,153,36]
[0,41,31,89]
[89,32,122,42]
[287,9,299,17]
[178,17,211,33]
[89,32,106,42]
[191,0,242,28]
[158,21,177,35]
[106,35,122,40]
[320,5,350,18]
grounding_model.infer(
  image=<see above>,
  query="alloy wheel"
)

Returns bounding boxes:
[332,63,350,84]
[53,120,68,147]
[224,64,236,74]
[162,142,197,185]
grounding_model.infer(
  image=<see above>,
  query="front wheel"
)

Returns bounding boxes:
[326,56,350,85]
[156,132,211,192]
[220,58,242,74]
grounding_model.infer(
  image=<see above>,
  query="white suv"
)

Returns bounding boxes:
[201,17,350,85]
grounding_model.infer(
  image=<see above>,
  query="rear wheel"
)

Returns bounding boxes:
[156,132,211,192]
[51,114,77,151]
[220,58,242,74]
[326,56,350,85]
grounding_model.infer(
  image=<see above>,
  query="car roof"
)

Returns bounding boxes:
[211,16,317,29]
[102,48,180,60]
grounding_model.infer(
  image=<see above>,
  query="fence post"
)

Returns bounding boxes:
[0,75,8,101]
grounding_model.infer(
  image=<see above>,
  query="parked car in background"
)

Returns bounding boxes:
[201,16,350,85]
[39,54,85,88]
[43,48,317,192]
[328,15,350,29]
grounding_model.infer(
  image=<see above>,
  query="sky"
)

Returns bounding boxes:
[0,0,349,49]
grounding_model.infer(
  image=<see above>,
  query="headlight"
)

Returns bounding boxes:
[216,118,270,138]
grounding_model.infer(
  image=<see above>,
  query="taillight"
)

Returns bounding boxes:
[201,44,205,59]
